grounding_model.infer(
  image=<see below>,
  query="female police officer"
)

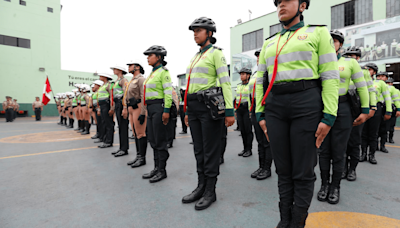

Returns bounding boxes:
[256,0,339,226]
[181,17,234,211]
[142,45,172,183]
[317,30,369,205]
[235,67,254,157]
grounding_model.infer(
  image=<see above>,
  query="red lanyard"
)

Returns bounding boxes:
[261,28,301,106]
[183,48,210,113]
[236,85,243,109]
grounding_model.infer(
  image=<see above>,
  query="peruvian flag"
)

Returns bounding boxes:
[42,76,52,105]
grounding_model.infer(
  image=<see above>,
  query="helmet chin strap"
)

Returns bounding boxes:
[198,29,210,47]
[280,1,302,26]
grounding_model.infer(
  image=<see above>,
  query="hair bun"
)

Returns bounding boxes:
[210,37,217,44]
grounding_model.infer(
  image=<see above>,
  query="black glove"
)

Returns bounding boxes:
[138,115,145,125]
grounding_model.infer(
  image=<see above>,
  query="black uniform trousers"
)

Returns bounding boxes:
[319,101,353,173]
[362,103,382,154]
[389,116,397,139]
[251,101,272,167]
[188,99,223,178]
[96,109,105,141]
[167,117,177,145]
[5,108,13,122]
[179,105,187,133]
[13,110,16,120]
[378,115,389,148]
[100,102,114,145]
[35,108,41,121]
[221,123,227,158]
[236,103,253,152]
[147,102,169,171]
[265,87,321,209]
[346,123,364,170]
[115,99,129,151]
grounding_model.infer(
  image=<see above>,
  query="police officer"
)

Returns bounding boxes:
[235,67,254,157]
[342,46,377,182]
[386,77,400,143]
[2,96,13,122]
[179,88,187,134]
[55,94,62,124]
[181,17,235,211]
[124,60,147,168]
[74,85,84,131]
[256,1,339,226]
[97,73,115,148]
[13,99,19,120]
[91,80,104,140]
[317,31,369,205]
[64,92,73,128]
[142,45,172,183]
[70,89,79,129]
[376,72,400,153]
[33,97,43,121]
[59,94,65,125]
[361,63,392,164]
[249,48,273,180]
[80,85,92,135]
[110,65,129,157]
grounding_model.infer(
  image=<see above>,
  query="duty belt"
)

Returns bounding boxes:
[146,99,163,105]
[339,95,347,103]
[271,79,321,95]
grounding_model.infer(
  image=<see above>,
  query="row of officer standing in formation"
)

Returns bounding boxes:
[2,97,43,122]
[53,0,400,226]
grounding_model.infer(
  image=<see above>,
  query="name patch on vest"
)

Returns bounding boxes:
[339,66,345,72]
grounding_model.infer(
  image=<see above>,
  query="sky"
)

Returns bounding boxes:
[60,0,277,85]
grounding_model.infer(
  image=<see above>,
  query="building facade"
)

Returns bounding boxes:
[0,0,96,116]
[230,0,400,91]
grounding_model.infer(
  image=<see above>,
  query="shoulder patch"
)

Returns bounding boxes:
[265,32,278,40]
[213,46,223,51]
[308,24,327,27]
[162,66,169,71]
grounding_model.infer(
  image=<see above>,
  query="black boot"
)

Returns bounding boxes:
[389,132,394,144]
[380,144,389,153]
[276,202,292,228]
[64,117,67,125]
[91,133,99,139]
[238,150,245,156]
[257,151,272,180]
[58,116,62,125]
[195,177,217,210]
[79,120,85,132]
[251,153,264,178]
[347,169,357,181]
[182,174,206,203]
[131,137,147,168]
[317,170,330,202]
[81,121,90,135]
[149,170,167,183]
[143,155,158,179]
[289,205,308,228]
[242,150,252,157]
[359,147,367,162]
[327,171,341,204]
[369,153,377,164]
[70,119,75,129]
[75,120,81,131]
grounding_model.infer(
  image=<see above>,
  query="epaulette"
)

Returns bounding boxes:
[213,46,223,51]
[308,24,327,27]
[265,32,278,40]
[162,66,168,71]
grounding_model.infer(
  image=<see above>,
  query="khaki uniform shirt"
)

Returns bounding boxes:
[172,90,179,112]
[124,74,146,116]
[13,102,19,111]
[3,100,13,109]
[33,101,43,109]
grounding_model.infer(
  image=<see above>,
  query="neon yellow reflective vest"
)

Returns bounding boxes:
[373,79,392,115]
[144,64,172,113]
[235,82,251,110]
[256,22,339,126]
[337,56,369,113]
[361,67,377,108]
[185,44,234,116]
[389,85,400,111]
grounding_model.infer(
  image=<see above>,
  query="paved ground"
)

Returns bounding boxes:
[1,117,400,228]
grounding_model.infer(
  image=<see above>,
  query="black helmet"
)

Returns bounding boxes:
[386,77,394,83]
[255,48,261,57]
[143,45,167,56]
[274,0,310,9]
[330,30,345,44]
[239,67,252,75]
[344,46,361,57]
[189,17,216,32]
[377,71,388,77]
[365,63,378,73]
